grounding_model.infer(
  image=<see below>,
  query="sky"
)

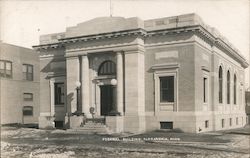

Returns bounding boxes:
[0,0,249,85]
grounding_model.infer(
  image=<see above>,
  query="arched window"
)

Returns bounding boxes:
[219,66,223,103]
[234,74,237,104]
[227,70,230,104]
[98,60,116,76]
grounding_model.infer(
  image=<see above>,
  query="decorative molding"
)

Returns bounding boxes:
[201,66,210,72]
[47,72,66,78]
[152,63,180,70]
[155,50,178,59]
[33,23,248,68]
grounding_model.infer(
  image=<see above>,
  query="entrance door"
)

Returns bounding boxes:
[100,85,113,116]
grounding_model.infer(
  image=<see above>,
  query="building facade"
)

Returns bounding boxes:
[0,42,40,125]
[34,13,248,133]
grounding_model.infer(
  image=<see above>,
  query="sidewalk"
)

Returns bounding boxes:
[220,125,250,135]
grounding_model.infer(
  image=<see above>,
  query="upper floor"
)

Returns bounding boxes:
[0,42,39,82]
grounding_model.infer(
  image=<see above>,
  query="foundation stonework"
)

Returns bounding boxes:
[34,13,249,133]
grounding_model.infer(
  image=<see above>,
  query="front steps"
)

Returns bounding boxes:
[67,118,111,134]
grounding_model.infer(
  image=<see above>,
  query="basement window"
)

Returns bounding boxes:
[55,121,64,129]
[23,106,33,116]
[160,122,173,129]
[205,120,209,128]
[229,118,232,126]
[221,119,225,128]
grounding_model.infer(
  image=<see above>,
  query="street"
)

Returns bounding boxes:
[1,126,249,158]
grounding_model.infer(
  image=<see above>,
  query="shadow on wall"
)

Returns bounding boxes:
[41,60,66,76]
[64,92,74,128]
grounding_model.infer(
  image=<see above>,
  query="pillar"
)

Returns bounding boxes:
[81,54,91,117]
[116,51,124,115]
[123,48,146,133]
[49,80,55,116]
[66,56,80,114]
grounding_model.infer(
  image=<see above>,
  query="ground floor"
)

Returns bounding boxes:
[38,52,248,133]
[1,126,250,158]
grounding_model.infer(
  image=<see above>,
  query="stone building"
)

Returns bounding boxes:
[0,42,40,125]
[34,13,248,133]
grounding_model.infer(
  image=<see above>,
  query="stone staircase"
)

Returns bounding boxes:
[67,118,110,134]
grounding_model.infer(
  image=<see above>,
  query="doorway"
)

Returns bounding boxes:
[100,85,114,116]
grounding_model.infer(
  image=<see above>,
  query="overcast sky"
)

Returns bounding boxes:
[0,0,249,84]
[0,0,248,54]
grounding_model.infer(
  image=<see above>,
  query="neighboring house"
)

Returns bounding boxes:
[245,91,250,124]
[33,13,248,133]
[0,42,40,125]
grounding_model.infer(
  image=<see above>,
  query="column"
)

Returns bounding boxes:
[117,51,124,115]
[50,80,55,116]
[81,54,91,117]
[66,56,80,114]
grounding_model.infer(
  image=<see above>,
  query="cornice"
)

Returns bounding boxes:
[60,28,147,43]
[33,24,248,68]
[65,43,145,58]
[33,42,64,50]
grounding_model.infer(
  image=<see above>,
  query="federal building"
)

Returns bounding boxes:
[33,13,249,133]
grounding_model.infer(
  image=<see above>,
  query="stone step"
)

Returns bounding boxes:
[83,126,106,129]
[84,122,105,125]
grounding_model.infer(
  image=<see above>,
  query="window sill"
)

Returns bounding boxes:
[159,102,174,106]
[55,104,64,107]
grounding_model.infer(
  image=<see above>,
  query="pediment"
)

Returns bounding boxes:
[65,17,144,38]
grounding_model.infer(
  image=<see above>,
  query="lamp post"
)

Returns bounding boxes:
[109,79,120,116]
[75,81,81,113]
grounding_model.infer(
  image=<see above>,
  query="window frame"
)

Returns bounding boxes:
[98,60,116,76]
[22,106,33,116]
[159,76,175,103]
[227,70,230,104]
[0,60,12,78]
[54,82,65,105]
[221,119,225,128]
[218,66,223,103]
[22,64,34,81]
[23,93,33,101]
[154,70,178,112]
[205,120,209,128]
[233,74,237,105]
[203,77,208,103]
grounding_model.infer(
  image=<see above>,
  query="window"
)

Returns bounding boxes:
[229,118,232,126]
[23,93,33,101]
[98,60,116,76]
[222,119,225,128]
[219,66,223,103]
[227,71,230,104]
[205,120,209,128]
[55,121,64,129]
[246,91,250,106]
[0,60,12,78]
[160,76,174,102]
[160,122,173,129]
[55,83,65,105]
[234,74,237,104]
[236,117,238,125]
[23,106,33,116]
[203,77,208,103]
[23,64,33,81]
